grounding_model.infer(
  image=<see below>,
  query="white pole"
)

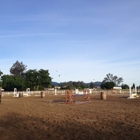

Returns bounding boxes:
[54,88,57,95]
[129,86,131,98]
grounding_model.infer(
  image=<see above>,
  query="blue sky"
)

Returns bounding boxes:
[0,0,140,86]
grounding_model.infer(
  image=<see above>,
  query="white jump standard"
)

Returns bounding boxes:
[23,88,31,96]
[13,88,19,97]
[127,85,139,99]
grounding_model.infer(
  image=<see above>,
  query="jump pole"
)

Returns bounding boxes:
[54,88,57,95]
[127,85,136,99]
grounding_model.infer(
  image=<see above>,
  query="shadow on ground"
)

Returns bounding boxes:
[0,112,140,140]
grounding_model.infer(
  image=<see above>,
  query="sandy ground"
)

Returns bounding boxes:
[0,93,140,140]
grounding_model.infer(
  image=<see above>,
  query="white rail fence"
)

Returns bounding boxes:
[2,89,130,95]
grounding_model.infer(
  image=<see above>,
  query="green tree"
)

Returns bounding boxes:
[0,70,3,87]
[66,82,74,90]
[101,81,115,90]
[102,73,123,86]
[10,61,27,77]
[132,83,135,89]
[121,84,129,89]
[59,81,87,90]
[25,69,52,90]
[1,75,25,91]
[0,70,3,77]
[90,82,94,88]
[24,69,39,90]
[38,69,52,90]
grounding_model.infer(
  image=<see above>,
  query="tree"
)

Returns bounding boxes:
[102,73,123,86]
[101,82,115,90]
[66,82,75,90]
[59,81,88,90]
[121,84,129,89]
[38,69,52,90]
[1,75,25,91]
[0,70,3,77]
[132,83,135,89]
[25,69,52,90]
[24,69,39,90]
[10,61,27,77]
[89,82,94,88]
[0,70,3,87]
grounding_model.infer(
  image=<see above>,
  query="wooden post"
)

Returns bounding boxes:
[83,89,87,101]
[69,90,73,103]
[87,90,90,101]
[41,92,45,98]
[101,92,106,100]
[65,90,69,103]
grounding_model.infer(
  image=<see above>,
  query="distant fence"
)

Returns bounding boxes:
[2,89,130,95]
[2,91,42,95]
[51,89,129,94]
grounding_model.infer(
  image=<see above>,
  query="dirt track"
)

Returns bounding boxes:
[0,94,140,140]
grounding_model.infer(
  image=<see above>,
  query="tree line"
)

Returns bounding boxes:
[101,73,123,89]
[0,61,52,91]
[0,61,138,91]
[101,73,140,90]
[58,81,94,90]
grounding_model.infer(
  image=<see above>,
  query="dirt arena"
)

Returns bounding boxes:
[0,93,140,140]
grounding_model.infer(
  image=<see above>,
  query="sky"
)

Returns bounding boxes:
[0,0,140,86]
